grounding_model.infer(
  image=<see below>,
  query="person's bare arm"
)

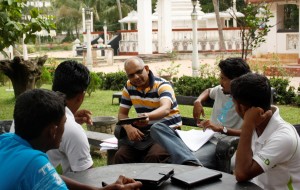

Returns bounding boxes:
[193,88,211,123]
[235,107,272,182]
[61,175,142,190]
[140,98,172,121]
[199,120,241,136]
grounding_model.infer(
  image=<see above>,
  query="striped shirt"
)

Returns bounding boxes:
[120,70,182,129]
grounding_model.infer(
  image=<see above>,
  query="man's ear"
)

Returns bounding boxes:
[76,92,85,103]
[240,104,250,116]
[49,125,57,139]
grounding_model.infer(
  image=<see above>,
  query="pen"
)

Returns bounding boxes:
[102,181,108,187]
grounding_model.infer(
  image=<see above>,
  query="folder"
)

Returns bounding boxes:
[171,167,222,187]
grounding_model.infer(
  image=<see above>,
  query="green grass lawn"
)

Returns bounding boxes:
[1,84,300,167]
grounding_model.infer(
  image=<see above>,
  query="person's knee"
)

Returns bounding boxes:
[150,122,167,138]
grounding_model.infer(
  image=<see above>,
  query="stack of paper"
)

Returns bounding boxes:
[175,129,216,152]
[100,137,118,151]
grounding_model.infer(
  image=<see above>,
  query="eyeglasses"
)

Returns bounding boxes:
[127,67,145,79]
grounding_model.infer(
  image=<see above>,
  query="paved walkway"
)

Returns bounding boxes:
[30,50,300,89]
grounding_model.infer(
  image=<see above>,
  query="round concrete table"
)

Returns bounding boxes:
[65,163,262,190]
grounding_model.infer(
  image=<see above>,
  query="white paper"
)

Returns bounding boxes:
[175,129,216,152]
[102,137,118,144]
[99,137,118,151]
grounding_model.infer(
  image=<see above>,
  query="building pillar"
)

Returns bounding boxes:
[137,0,152,54]
[157,0,172,53]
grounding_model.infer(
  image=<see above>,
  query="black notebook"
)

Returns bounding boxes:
[134,167,174,189]
[171,167,222,187]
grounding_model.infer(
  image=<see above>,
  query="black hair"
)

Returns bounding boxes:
[231,73,271,111]
[218,57,251,80]
[14,89,65,141]
[52,60,90,99]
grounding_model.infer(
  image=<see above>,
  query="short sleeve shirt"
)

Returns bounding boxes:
[252,107,300,189]
[0,133,67,190]
[47,107,93,174]
[120,70,182,129]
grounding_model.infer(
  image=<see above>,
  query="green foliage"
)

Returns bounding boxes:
[237,3,274,59]
[0,0,56,55]
[35,66,52,88]
[102,71,127,91]
[174,76,219,96]
[269,77,296,105]
[294,95,300,107]
[0,72,9,86]
[87,72,102,96]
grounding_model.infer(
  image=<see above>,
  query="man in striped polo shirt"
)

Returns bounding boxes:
[113,56,182,164]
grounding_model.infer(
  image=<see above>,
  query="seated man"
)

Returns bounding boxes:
[10,60,94,174]
[233,73,300,189]
[0,89,142,189]
[114,56,183,164]
[151,57,251,168]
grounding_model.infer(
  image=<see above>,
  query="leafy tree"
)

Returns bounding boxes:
[0,0,55,54]
[236,2,273,59]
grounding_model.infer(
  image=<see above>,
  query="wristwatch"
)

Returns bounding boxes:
[222,126,228,134]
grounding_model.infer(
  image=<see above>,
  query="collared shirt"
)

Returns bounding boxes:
[252,106,300,189]
[120,70,182,129]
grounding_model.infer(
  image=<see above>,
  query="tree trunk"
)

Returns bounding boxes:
[212,0,226,51]
[0,55,48,98]
[116,0,124,30]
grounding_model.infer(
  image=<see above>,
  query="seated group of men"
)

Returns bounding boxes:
[1,57,299,190]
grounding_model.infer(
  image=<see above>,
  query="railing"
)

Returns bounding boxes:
[118,28,244,54]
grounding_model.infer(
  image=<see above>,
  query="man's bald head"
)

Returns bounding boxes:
[124,57,145,70]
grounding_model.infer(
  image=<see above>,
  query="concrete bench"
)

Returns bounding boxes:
[85,131,116,165]
[112,92,122,105]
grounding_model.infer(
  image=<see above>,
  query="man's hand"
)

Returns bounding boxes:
[123,125,145,141]
[103,175,142,190]
[193,100,205,124]
[244,107,273,129]
[198,119,222,132]
[75,109,93,125]
[133,113,149,127]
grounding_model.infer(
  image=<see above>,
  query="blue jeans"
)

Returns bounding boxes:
[150,123,202,165]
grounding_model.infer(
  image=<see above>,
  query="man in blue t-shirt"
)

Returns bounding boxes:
[0,89,142,190]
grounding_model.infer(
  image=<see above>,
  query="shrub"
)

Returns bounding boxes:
[35,66,52,88]
[102,71,127,90]
[174,76,218,96]
[0,72,9,86]
[269,77,296,105]
[87,72,102,96]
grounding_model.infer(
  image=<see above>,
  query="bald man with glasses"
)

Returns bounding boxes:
[113,56,182,164]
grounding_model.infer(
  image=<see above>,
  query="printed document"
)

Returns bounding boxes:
[175,129,215,152]
[100,137,118,151]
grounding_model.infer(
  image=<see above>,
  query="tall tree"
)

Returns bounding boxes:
[212,0,226,51]
[237,3,273,59]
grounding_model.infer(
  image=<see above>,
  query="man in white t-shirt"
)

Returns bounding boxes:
[46,60,93,174]
[151,57,251,167]
[233,73,300,189]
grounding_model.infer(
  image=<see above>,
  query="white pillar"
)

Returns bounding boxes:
[86,20,93,71]
[233,0,237,27]
[91,12,94,32]
[22,34,28,60]
[191,6,199,76]
[8,46,13,60]
[137,0,153,54]
[82,8,86,43]
[157,0,173,53]
[103,23,108,46]
[128,22,131,30]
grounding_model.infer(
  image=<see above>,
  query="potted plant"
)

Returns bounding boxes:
[157,51,180,81]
